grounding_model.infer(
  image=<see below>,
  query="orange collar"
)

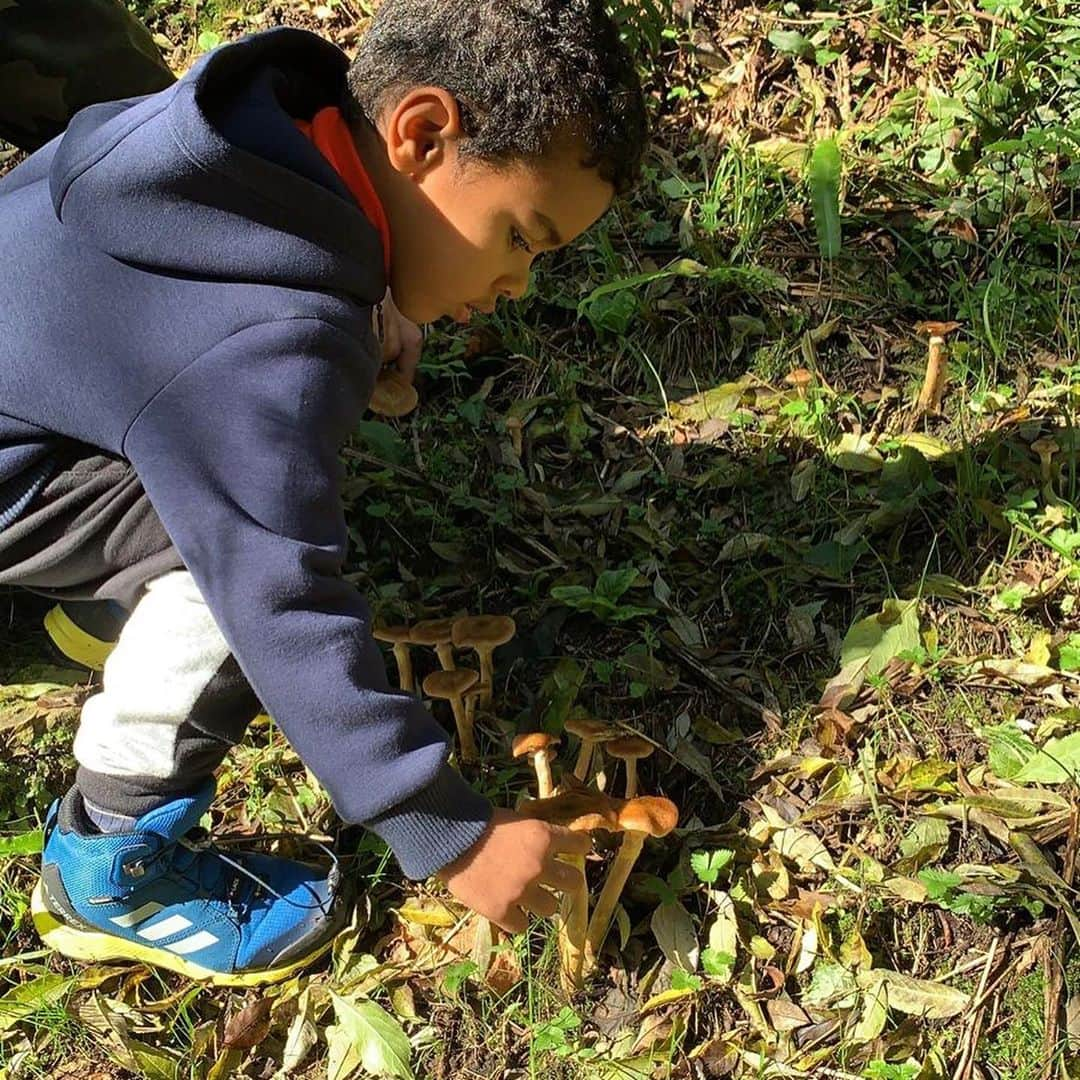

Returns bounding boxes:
[295,106,391,279]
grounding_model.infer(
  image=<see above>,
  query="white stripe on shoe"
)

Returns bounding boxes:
[109,901,165,928]
[166,931,219,955]
[137,914,192,941]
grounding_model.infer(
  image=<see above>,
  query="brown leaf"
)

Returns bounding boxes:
[223,997,273,1049]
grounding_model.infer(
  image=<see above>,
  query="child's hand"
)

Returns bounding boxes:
[376,288,423,385]
[435,808,592,934]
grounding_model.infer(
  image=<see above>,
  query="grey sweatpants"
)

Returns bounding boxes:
[0,446,263,815]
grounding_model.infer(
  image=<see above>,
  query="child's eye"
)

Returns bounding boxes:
[511,228,534,255]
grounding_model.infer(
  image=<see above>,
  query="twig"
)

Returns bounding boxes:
[1044,803,1079,1078]
[661,640,783,734]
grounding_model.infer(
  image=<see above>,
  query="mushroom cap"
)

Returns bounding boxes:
[783,367,814,388]
[516,790,627,830]
[423,668,479,699]
[373,624,413,644]
[914,320,961,339]
[618,796,679,837]
[512,731,560,758]
[606,735,655,761]
[452,615,517,650]
[409,618,458,646]
[369,373,419,418]
[565,716,621,742]
[1031,436,1060,455]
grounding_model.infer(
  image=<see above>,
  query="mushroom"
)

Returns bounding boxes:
[517,791,628,992]
[511,732,560,799]
[373,624,415,694]
[783,367,814,400]
[369,372,419,418]
[913,321,961,416]
[584,797,679,972]
[409,618,458,671]
[505,415,524,458]
[1032,435,1060,486]
[605,735,655,800]
[424,668,481,763]
[451,615,516,707]
[564,716,622,784]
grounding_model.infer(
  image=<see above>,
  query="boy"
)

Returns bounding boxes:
[0,0,648,985]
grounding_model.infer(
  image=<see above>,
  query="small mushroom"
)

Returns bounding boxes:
[783,367,814,400]
[409,618,458,671]
[505,415,524,458]
[1031,435,1060,486]
[451,615,516,707]
[512,732,560,799]
[424,668,481,763]
[373,624,415,694]
[564,716,622,784]
[369,372,419,418]
[913,320,961,417]
[605,735,655,800]
[517,790,628,992]
[584,797,679,973]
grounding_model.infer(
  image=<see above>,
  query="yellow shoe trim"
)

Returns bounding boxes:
[43,606,115,672]
[31,882,333,988]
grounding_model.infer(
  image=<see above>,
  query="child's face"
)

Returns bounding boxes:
[365,89,615,325]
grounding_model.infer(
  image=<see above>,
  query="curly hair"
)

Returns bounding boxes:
[344,0,649,195]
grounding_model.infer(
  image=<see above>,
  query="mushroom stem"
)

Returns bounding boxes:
[393,643,415,695]
[584,831,646,972]
[557,853,588,993]
[625,761,639,801]
[916,333,948,415]
[572,741,594,783]
[477,646,495,705]
[435,643,456,671]
[532,750,555,798]
[451,693,478,763]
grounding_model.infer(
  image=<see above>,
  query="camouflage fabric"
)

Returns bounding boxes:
[0,0,175,152]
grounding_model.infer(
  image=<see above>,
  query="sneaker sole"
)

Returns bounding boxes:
[31,882,336,987]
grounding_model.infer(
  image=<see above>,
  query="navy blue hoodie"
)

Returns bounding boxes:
[0,28,493,880]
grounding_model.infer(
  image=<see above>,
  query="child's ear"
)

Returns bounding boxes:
[384,87,463,179]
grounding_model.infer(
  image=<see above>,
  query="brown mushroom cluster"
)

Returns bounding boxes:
[512,724,676,992]
[373,614,516,764]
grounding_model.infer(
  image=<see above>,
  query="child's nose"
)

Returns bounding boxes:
[497,272,530,302]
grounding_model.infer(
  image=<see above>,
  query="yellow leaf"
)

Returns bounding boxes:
[640,985,698,1013]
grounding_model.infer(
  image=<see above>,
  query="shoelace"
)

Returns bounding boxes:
[182,831,340,917]
[132,829,339,919]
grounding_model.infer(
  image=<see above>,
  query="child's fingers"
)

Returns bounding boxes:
[540,856,583,894]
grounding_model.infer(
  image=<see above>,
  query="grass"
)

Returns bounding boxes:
[1,0,1079,1076]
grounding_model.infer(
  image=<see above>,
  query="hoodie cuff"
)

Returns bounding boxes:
[364,763,494,881]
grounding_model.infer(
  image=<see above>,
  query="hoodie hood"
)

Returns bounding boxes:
[47,28,385,304]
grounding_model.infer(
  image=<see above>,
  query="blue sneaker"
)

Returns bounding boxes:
[32,780,350,986]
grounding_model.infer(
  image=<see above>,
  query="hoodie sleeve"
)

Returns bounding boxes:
[122,317,493,880]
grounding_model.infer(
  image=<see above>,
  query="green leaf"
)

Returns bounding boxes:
[651,901,699,972]
[328,992,414,1080]
[691,849,733,884]
[353,420,409,465]
[768,29,815,60]
[855,969,970,1019]
[808,139,842,259]
[1059,633,1080,672]
[595,567,639,603]
[0,830,43,857]
[0,974,74,1034]
[197,30,222,52]
[1011,731,1080,784]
